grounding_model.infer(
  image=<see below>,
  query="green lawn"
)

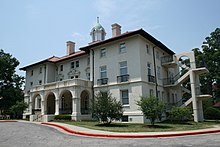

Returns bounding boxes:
[54,120,220,132]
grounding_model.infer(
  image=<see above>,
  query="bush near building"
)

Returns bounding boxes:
[54,114,71,121]
[204,107,220,120]
[136,96,165,125]
[169,107,192,122]
[92,91,123,124]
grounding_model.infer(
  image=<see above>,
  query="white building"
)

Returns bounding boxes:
[20,21,211,123]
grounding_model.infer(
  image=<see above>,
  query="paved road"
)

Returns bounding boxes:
[0,122,220,147]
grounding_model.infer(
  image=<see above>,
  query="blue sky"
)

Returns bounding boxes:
[0,0,219,76]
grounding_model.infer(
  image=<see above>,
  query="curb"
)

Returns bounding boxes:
[41,122,220,138]
[0,120,18,122]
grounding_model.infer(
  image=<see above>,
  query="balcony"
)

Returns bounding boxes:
[161,55,176,68]
[97,78,108,85]
[117,74,129,83]
[31,79,92,93]
[148,75,155,83]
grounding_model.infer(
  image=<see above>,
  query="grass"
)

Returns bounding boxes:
[53,120,220,132]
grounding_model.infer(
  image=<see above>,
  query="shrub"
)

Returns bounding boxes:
[54,114,71,120]
[204,107,220,120]
[136,96,165,125]
[169,107,192,122]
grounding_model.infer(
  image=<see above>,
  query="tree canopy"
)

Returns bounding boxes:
[193,28,220,101]
[92,91,123,124]
[0,49,24,115]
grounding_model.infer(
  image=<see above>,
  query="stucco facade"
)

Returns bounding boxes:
[20,22,211,123]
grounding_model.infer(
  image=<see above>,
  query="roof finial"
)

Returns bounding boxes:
[97,17,99,23]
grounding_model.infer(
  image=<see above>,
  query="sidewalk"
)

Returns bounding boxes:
[1,120,220,138]
[41,121,220,138]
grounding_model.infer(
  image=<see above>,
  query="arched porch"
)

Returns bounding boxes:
[59,90,72,114]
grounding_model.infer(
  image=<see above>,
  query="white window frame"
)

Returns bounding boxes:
[119,42,126,54]
[121,90,129,105]
[100,48,106,58]
[147,62,151,75]
[119,61,127,75]
[100,66,107,79]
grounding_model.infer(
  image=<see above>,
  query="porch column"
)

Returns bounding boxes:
[72,89,80,121]
[190,71,199,122]
[41,99,45,115]
[29,102,33,115]
[55,94,59,115]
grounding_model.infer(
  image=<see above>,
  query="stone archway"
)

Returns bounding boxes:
[32,94,41,115]
[46,92,55,114]
[80,90,90,115]
[59,90,72,114]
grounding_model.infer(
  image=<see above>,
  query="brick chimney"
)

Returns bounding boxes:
[111,23,121,37]
[66,41,75,55]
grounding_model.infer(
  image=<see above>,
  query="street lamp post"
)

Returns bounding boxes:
[212,81,217,105]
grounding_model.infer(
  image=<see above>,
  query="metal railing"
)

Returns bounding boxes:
[97,78,108,85]
[148,75,155,83]
[161,55,173,64]
[117,74,129,83]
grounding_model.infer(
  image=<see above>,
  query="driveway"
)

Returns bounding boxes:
[0,122,220,147]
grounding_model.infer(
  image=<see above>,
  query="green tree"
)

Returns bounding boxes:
[136,96,165,125]
[92,91,123,124]
[10,101,28,119]
[192,28,220,98]
[0,49,24,115]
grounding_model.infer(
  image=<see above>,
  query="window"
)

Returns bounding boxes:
[146,44,150,54]
[156,51,159,59]
[121,90,129,105]
[71,62,74,68]
[100,66,107,79]
[147,63,151,75]
[119,61,127,75]
[38,98,41,109]
[100,48,106,58]
[157,66,161,79]
[31,70,33,76]
[60,65,63,71]
[39,67,42,74]
[119,42,126,53]
[76,61,79,68]
[157,91,160,99]
[75,75,79,78]
[122,116,128,122]
[150,89,154,96]
[86,73,90,80]
[39,80,42,85]
[30,82,33,86]
[87,57,90,66]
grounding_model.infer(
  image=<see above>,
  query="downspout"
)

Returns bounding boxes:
[153,46,158,99]
[44,64,46,84]
[91,49,95,118]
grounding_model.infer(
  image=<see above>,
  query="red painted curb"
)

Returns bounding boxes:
[41,122,220,138]
[0,120,18,122]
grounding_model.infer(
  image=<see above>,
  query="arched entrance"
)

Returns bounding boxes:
[32,94,41,114]
[80,90,90,115]
[46,93,55,114]
[60,90,72,114]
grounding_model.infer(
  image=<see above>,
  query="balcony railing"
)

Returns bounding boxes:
[117,74,129,83]
[31,79,92,92]
[148,75,155,83]
[161,55,173,64]
[97,78,108,85]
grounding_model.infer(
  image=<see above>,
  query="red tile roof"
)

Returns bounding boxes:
[20,51,86,70]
